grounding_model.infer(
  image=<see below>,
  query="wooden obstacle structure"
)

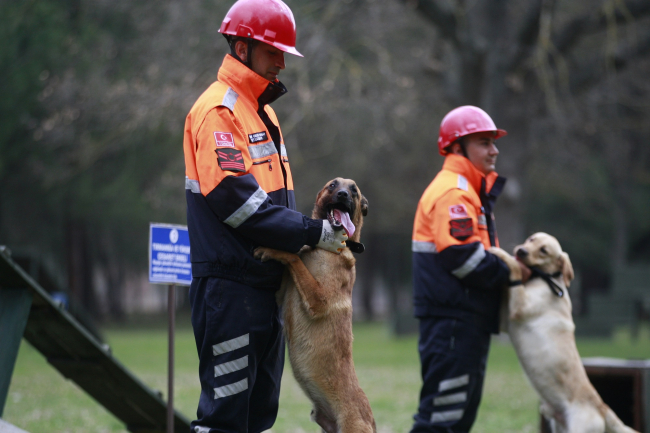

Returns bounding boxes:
[0,247,191,432]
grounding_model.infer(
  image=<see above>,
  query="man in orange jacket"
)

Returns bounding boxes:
[410,106,530,432]
[184,1,347,431]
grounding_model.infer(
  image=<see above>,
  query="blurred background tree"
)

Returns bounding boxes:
[1,0,649,325]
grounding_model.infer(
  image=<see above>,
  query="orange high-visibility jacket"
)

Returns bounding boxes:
[412,154,509,332]
[184,54,321,288]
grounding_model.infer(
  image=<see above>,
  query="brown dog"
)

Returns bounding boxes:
[254,178,376,433]
[490,233,637,433]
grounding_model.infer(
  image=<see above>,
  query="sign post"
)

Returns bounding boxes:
[148,223,191,433]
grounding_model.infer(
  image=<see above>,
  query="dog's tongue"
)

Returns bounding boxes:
[333,209,355,237]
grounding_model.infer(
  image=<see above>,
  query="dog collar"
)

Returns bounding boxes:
[530,267,564,297]
[346,240,365,254]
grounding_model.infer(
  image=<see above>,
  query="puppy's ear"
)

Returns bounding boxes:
[361,195,369,216]
[558,252,574,287]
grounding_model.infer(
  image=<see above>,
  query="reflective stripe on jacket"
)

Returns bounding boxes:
[184,54,321,289]
[412,154,510,332]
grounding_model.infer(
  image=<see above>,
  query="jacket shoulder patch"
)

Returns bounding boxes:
[449,204,468,218]
[214,131,235,148]
[216,148,245,172]
[450,218,473,241]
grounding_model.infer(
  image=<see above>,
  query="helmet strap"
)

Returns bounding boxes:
[245,38,254,69]
[458,138,469,158]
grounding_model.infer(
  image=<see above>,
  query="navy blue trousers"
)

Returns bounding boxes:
[410,316,491,433]
[189,277,284,433]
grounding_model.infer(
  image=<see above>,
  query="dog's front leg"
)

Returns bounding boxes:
[488,247,530,321]
[508,284,531,321]
[254,247,330,317]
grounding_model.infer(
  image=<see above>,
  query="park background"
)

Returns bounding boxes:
[1,0,650,431]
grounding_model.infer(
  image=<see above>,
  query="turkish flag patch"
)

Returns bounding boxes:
[449,218,473,241]
[449,204,468,218]
[216,148,245,172]
[214,131,235,148]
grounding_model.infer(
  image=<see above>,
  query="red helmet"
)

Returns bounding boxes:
[219,0,303,57]
[438,105,507,155]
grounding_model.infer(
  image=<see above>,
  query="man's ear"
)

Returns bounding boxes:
[234,40,248,63]
[558,252,574,287]
[448,142,462,155]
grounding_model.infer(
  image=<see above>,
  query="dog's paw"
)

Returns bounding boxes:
[253,247,275,262]
[489,247,509,265]
[489,246,508,258]
[254,247,296,265]
[490,247,515,264]
[489,247,522,282]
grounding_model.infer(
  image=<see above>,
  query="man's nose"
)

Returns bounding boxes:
[489,143,499,155]
[277,53,285,70]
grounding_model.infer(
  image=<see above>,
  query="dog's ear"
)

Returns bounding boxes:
[558,252,574,287]
[360,195,369,216]
[315,188,327,206]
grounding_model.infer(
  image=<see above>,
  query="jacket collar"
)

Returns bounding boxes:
[442,154,501,194]
[217,54,287,109]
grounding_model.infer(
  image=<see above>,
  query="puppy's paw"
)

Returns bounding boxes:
[489,247,513,265]
[489,247,522,282]
[489,246,508,258]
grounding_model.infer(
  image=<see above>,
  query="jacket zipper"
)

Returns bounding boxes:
[253,158,272,171]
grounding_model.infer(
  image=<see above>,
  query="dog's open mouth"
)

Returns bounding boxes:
[327,204,355,237]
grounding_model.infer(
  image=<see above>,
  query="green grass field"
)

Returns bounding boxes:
[3,321,649,432]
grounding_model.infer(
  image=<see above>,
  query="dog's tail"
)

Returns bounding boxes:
[604,406,638,433]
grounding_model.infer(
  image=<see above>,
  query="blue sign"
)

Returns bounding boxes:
[149,223,191,286]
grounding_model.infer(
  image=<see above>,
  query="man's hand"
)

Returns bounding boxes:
[316,219,347,254]
[518,261,532,284]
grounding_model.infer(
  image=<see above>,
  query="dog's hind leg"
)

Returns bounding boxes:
[565,405,605,433]
[604,406,639,432]
[540,401,559,433]
[311,406,338,433]
[337,394,376,433]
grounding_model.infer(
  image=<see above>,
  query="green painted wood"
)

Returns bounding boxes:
[0,288,32,417]
[0,252,190,432]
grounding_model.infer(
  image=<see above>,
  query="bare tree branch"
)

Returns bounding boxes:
[398,0,458,45]
[504,0,543,72]
[554,0,650,55]
[570,28,650,92]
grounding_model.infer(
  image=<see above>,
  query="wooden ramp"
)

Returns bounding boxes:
[0,248,191,433]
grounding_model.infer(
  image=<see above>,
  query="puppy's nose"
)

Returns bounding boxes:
[336,190,349,200]
[516,248,528,259]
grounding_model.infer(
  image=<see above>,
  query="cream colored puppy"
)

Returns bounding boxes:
[490,233,637,433]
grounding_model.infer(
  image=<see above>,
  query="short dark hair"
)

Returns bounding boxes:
[228,36,258,50]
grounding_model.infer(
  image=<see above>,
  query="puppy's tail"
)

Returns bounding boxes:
[604,406,638,433]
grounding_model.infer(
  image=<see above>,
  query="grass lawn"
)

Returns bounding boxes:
[3,320,649,432]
